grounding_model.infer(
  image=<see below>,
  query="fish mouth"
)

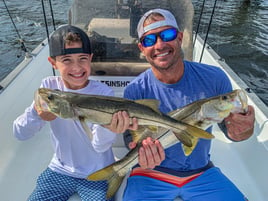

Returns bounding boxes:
[238,90,248,113]
[231,90,248,114]
[34,90,50,112]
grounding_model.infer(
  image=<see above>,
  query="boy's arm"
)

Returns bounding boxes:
[91,124,117,153]
[13,102,46,140]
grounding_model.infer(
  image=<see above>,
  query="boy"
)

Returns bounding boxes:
[13,25,136,201]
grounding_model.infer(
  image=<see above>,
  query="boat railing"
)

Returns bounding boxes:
[194,34,268,117]
[0,40,49,94]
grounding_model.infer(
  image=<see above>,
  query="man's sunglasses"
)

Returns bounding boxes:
[140,28,178,47]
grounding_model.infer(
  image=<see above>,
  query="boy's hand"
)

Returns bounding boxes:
[104,111,138,134]
[34,104,57,121]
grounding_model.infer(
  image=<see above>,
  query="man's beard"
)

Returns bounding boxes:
[150,48,184,72]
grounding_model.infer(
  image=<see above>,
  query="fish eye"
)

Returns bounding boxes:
[222,95,228,100]
[47,94,54,100]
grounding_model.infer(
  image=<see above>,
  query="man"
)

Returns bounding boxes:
[123,9,255,201]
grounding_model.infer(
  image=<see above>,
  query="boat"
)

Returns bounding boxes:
[0,0,267,200]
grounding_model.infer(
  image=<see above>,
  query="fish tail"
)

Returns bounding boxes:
[79,117,93,140]
[182,136,199,156]
[173,130,205,156]
[87,165,124,199]
[185,124,214,139]
[173,124,214,147]
[173,131,193,147]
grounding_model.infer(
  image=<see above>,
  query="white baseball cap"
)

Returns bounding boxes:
[137,8,180,39]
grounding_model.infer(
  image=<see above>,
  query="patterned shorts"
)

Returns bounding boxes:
[28,168,113,201]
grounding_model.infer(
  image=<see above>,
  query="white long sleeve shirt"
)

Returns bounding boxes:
[13,76,117,178]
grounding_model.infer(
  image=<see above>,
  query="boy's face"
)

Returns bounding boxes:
[48,42,93,90]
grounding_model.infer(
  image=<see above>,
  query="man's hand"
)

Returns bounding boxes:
[225,105,255,141]
[129,137,165,169]
[104,111,138,134]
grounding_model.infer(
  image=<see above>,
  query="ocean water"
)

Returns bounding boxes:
[0,0,73,80]
[0,0,267,105]
[192,0,268,106]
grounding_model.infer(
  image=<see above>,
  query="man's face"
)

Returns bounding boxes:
[138,16,183,72]
[48,42,93,90]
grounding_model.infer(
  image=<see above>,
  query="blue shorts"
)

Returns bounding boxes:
[28,168,113,201]
[123,167,248,201]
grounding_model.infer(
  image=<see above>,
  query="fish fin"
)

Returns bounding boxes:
[183,124,214,139]
[173,123,213,145]
[87,165,113,181]
[129,126,146,143]
[182,136,199,156]
[130,125,158,143]
[135,99,161,114]
[168,108,183,117]
[173,130,193,147]
[106,173,124,199]
[79,116,93,140]
[87,165,124,199]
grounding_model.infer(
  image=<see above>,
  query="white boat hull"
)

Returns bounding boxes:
[1,1,268,200]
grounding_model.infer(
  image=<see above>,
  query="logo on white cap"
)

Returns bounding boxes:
[137,8,179,39]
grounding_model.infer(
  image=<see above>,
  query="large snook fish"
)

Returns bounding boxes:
[34,88,213,145]
[87,89,248,199]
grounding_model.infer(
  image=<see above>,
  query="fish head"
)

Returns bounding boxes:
[35,88,74,118]
[199,89,248,122]
[230,89,248,114]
